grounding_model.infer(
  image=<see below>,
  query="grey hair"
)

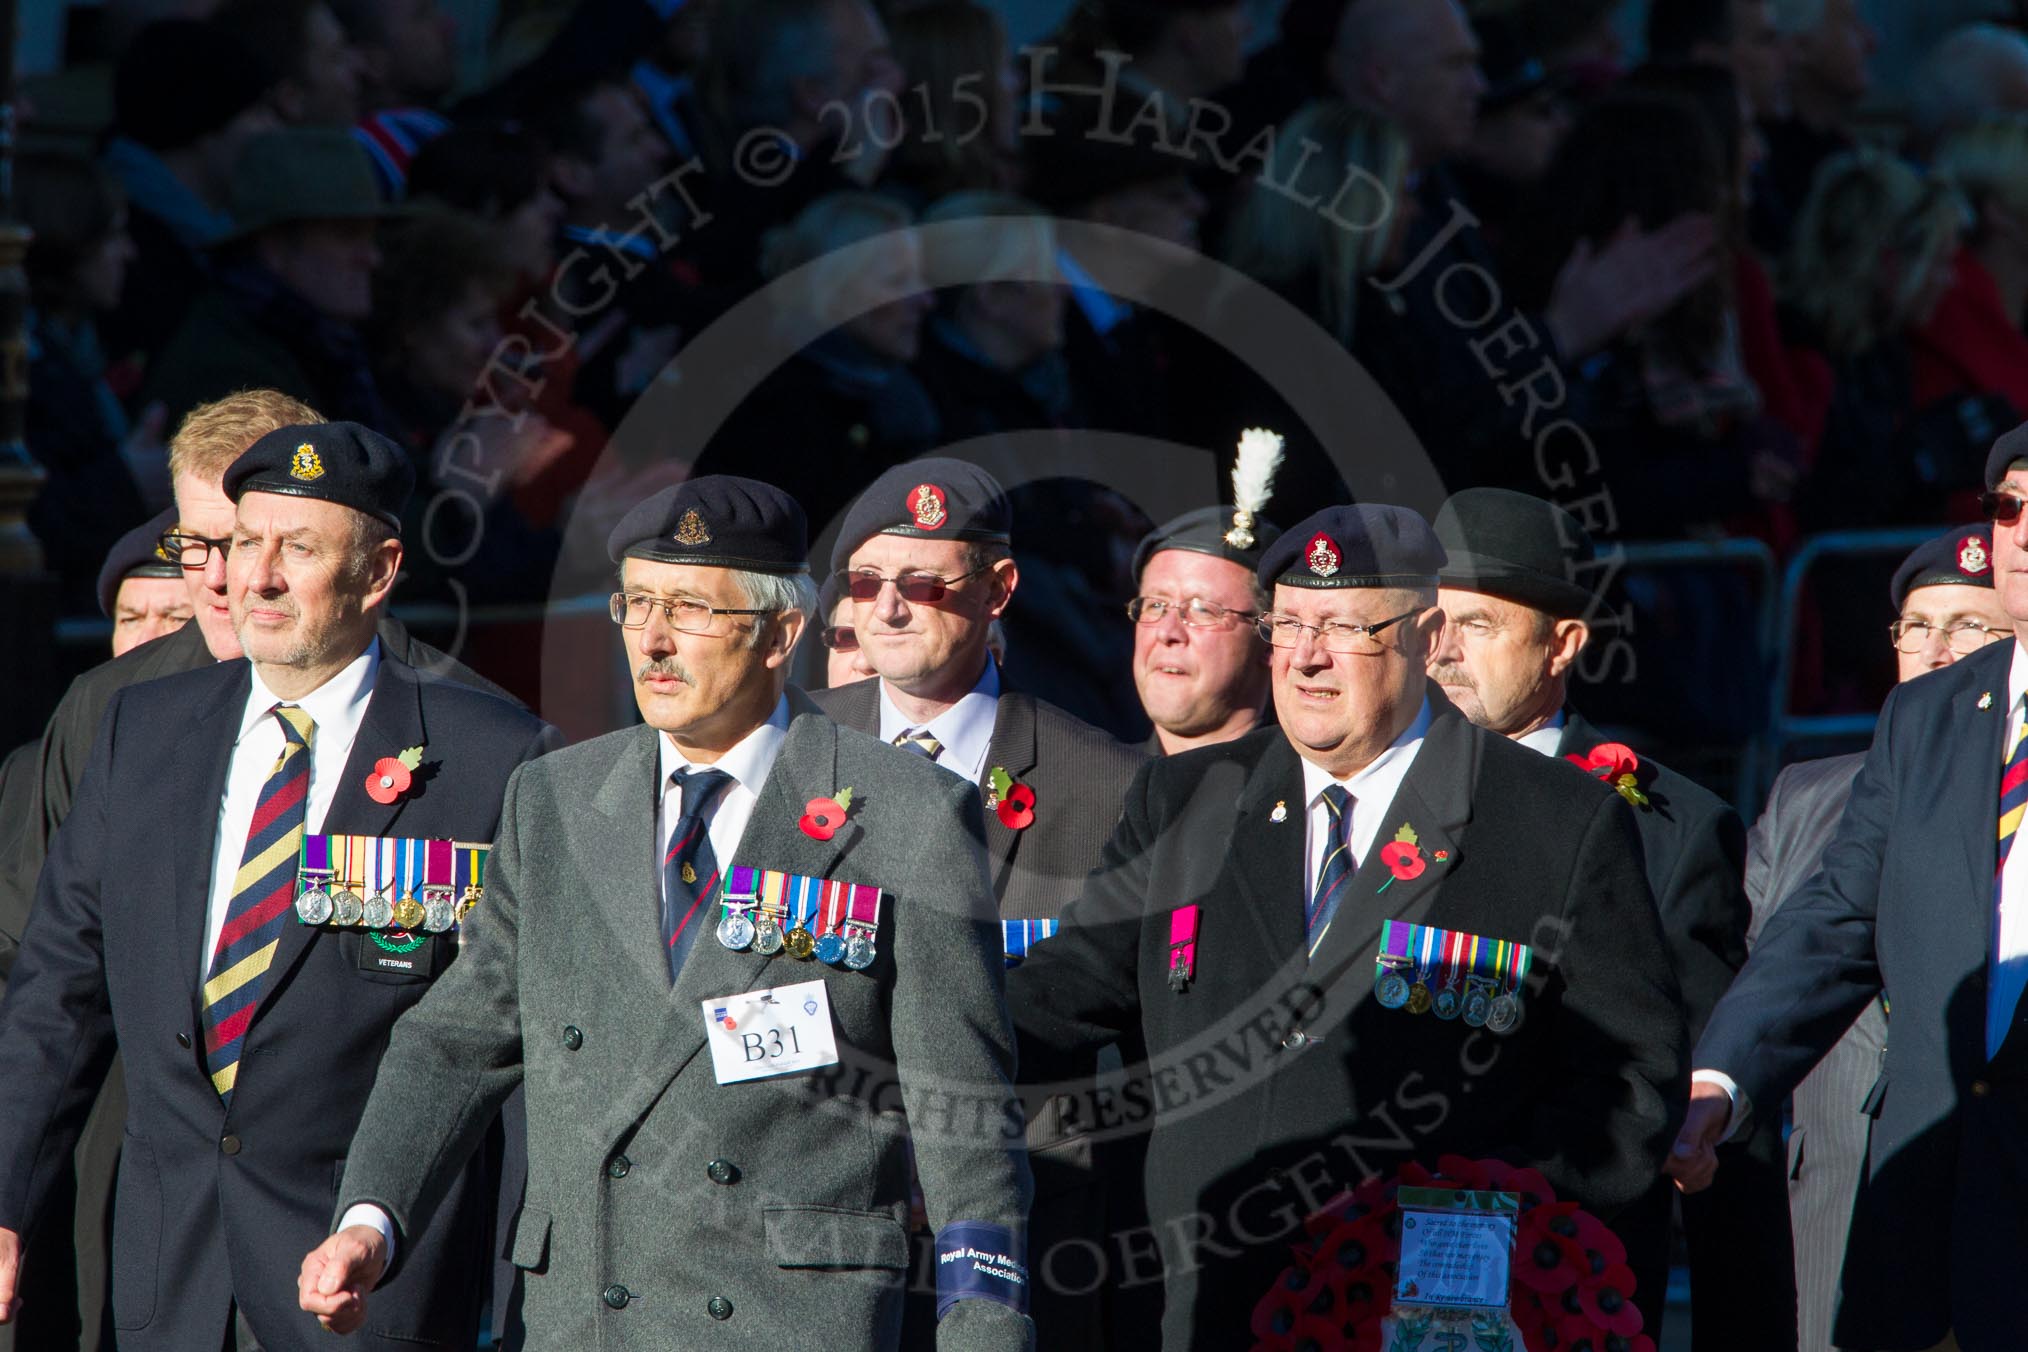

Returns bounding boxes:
[730,567,821,652]
[1908,24,2028,144]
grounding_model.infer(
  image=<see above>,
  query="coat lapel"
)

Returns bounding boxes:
[173,666,254,1018]
[1225,734,1307,966]
[1957,679,2008,952]
[1308,703,1477,1009]
[979,690,1038,896]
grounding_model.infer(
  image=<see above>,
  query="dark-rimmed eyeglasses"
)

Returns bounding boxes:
[608,592,774,633]
[160,530,231,569]
[1888,617,2009,656]
[835,565,990,604]
[820,625,859,652]
[1126,596,1257,629]
[1257,608,1421,655]
[1981,490,2024,524]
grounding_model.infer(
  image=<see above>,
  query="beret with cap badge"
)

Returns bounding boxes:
[831,457,1012,573]
[607,476,810,573]
[223,421,414,533]
[1256,504,1446,592]
[1890,524,1994,611]
[1134,427,1287,579]
[96,506,183,619]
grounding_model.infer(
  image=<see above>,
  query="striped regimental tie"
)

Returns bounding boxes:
[893,729,944,761]
[201,705,316,1104]
[1992,701,2028,1050]
[1307,786,1355,961]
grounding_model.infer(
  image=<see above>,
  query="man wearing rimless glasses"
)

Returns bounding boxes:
[1677,423,2028,1352]
[811,457,1143,1350]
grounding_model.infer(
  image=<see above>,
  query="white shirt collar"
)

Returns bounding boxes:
[656,693,792,794]
[2010,640,2028,716]
[236,638,380,746]
[875,658,1000,783]
[1515,708,1568,758]
[1299,696,1433,811]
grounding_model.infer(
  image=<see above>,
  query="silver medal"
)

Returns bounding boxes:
[1433,985,1462,1021]
[1462,986,1492,1028]
[843,930,876,970]
[423,897,457,933]
[1375,969,1411,1009]
[295,887,333,925]
[753,914,784,955]
[717,911,755,950]
[331,890,365,927]
[362,892,394,930]
[1486,992,1523,1035]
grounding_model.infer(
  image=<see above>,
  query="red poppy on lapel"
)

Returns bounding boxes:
[987,766,1035,830]
[1565,741,1651,810]
[799,787,856,841]
[365,745,424,804]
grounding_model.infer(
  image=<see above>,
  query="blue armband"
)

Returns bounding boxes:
[935,1221,1029,1319]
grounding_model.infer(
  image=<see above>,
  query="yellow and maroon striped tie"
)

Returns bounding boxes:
[201,705,315,1103]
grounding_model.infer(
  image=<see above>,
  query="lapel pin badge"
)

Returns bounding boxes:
[1270,800,1288,823]
[1981,691,1995,711]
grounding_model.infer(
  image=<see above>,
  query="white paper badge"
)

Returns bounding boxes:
[701,978,841,1084]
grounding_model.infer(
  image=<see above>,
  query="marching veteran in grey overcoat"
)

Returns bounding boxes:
[298,477,1035,1350]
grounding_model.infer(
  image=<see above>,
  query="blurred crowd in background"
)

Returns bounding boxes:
[17,0,2028,797]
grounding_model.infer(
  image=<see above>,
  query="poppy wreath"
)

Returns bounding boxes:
[1250,1156,1652,1352]
[1563,742,1651,811]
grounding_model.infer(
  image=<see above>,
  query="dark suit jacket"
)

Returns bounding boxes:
[1558,713,1793,1351]
[1744,753,1878,1352]
[2,615,511,954]
[1007,695,1687,1349]
[810,674,1146,922]
[0,650,554,1351]
[334,698,1032,1351]
[1698,639,2023,1352]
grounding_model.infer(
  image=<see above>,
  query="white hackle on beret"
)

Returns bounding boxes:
[1226,427,1285,549]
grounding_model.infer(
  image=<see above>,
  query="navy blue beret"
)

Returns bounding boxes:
[608,476,809,573]
[1433,487,1596,618]
[831,458,1012,573]
[1890,525,1994,611]
[1986,420,2028,489]
[1257,504,1446,591]
[97,506,183,618]
[1133,505,1284,580]
[223,422,414,533]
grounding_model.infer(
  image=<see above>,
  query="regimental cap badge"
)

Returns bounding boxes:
[1961,535,1990,576]
[674,509,712,546]
[1306,531,1340,578]
[908,482,948,530]
[289,443,324,481]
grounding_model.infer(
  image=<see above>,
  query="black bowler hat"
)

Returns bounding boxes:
[1432,487,1597,619]
[96,507,183,618]
[1986,420,2028,488]
[608,476,809,573]
[830,458,1012,573]
[1890,525,1995,610]
[224,422,414,532]
[1257,504,1445,591]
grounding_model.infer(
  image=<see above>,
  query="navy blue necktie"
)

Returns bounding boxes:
[663,768,733,984]
[1308,786,1355,961]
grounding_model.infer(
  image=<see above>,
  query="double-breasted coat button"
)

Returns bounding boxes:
[175,1031,192,1048]
[1972,1080,1991,1098]
[563,1025,584,1050]
[220,1135,242,1156]
[708,1296,734,1320]
[602,1283,630,1309]
[1282,1028,1310,1051]
[608,1156,631,1179]
[706,1158,738,1185]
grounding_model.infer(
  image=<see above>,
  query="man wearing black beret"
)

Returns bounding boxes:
[814,456,1142,1350]
[1130,430,1285,756]
[307,476,1036,1350]
[1008,502,1685,1348]
[1427,485,1789,1350]
[1675,422,2028,1352]
[1740,525,2006,1352]
[0,421,556,1351]
[99,507,193,659]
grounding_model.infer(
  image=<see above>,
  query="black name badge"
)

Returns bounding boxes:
[354,934,438,978]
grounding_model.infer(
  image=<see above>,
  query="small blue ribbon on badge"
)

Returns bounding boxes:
[934,1221,1029,1319]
